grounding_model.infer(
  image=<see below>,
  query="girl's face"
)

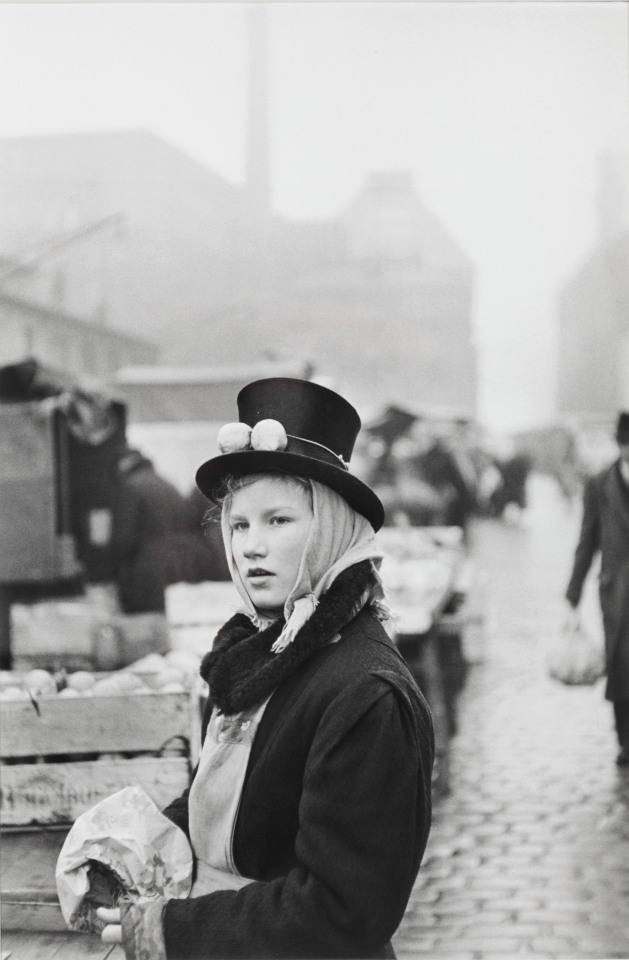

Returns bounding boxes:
[228,477,313,616]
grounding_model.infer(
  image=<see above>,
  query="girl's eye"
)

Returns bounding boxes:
[231,521,248,532]
[271,516,290,526]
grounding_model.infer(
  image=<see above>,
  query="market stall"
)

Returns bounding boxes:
[379,525,471,793]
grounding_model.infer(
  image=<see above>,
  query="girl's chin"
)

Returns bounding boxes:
[250,599,284,618]
[259,605,284,617]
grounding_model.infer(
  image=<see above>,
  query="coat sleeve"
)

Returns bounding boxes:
[161,673,434,959]
[566,476,600,607]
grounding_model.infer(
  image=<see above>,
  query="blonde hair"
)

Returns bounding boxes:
[219,473,313,514]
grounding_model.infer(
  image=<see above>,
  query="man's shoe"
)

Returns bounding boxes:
[616,748,629,766]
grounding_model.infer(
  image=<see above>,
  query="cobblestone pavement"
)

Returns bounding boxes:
[393,477,629,960]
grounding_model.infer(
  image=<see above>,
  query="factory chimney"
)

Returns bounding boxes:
[246,4,271,218]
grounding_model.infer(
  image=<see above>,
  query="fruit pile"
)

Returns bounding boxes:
[0,649,203,702]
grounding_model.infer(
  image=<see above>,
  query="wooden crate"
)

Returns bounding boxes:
[0,829,118,938]
[0,683,198,931]
[1,831,70,932]
[1,754,190,827]
[0,688,197,825]
[1,688,191,758]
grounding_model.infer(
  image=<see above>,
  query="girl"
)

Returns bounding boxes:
[99,377,434,959]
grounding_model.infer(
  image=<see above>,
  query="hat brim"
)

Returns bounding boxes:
[196,450,385,531]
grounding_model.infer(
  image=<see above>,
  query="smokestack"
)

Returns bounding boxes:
[246,4,271,218]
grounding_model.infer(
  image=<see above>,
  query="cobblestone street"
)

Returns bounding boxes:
[393,476,629,960]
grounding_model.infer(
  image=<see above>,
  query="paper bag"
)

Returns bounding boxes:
[55,785,193,933]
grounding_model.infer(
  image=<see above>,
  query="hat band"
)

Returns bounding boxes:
[286,435,349,470]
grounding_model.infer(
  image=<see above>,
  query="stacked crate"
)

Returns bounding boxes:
[0,673,199,931]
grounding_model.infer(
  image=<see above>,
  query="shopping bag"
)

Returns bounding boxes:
[55,785,193,933]
[547,617,605,686]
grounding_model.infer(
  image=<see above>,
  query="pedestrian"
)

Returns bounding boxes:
[565,410,629,766]
[181,485,231,582]
[110,447,189,613]
[97,377,435,959]
[490,448,531,521]
[400,419,476,531]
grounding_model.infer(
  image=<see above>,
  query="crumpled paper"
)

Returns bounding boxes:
[55,785,193,933]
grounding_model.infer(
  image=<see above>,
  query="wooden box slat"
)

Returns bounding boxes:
[1,756,189,826]
[1,929,124,957]
[1,894,67,933]
[0,692,192,758]
[0,828,66,887]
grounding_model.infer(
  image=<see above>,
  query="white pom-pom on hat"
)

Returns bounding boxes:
[217,422,252,454]
[251,419,288,452]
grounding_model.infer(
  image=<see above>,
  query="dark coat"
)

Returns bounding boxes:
[180,487,231,583]
[405,441,476,528]
[566,461,629,702]
[161,564,434,959]
[111,452,189,613]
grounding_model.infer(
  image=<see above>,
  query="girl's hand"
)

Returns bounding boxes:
[96,906,123,943]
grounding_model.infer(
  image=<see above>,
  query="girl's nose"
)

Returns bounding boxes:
[243,527,267,558]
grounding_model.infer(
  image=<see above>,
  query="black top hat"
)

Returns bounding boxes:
[616,411,629,444]
[196,378,385,531]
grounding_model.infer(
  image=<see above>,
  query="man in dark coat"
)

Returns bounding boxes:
[111,448,189,613]
[408,436,476,531]
[566,411,629,765]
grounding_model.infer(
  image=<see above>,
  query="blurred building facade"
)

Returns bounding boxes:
[0,290,156,382]
[0,131,476,413]
[557,152,629,422]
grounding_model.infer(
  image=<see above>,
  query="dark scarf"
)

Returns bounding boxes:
[200,560,376,715]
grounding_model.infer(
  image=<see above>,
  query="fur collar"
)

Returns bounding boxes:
[200,560,375,715]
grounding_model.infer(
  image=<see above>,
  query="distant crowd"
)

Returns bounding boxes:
[353,410,532,536]
[351,410,614,537]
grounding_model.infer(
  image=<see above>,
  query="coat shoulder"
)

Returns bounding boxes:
[325,607,408,675]
[313,607,432,725]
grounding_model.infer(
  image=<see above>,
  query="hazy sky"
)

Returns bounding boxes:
[1,1,628,429]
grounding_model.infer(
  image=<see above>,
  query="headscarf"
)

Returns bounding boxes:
[221,477,387,652]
